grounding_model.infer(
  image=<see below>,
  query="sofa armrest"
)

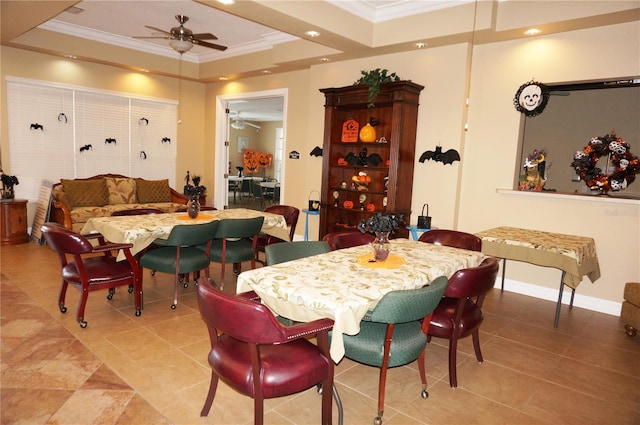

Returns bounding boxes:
[170,188,189,204]
[50,200,73,230]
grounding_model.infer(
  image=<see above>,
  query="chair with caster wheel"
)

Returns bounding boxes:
[139,220,219,309]
[40,222,142,328]
[207,217,264,290]
[340,276,448,425]
[427,257,500,388]
[196,279,336,425]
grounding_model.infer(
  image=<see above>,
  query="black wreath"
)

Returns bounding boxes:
[570,132,640,193]
[513,80,550,117]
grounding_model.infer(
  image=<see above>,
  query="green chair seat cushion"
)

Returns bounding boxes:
[340,321,427,368]
[140,246,210,274]
[209,239,256,263]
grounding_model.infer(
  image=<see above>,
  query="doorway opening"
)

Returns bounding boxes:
[214,89,287,209]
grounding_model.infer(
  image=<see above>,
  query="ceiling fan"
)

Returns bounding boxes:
[134,15,227,53]
[231,112,261,130]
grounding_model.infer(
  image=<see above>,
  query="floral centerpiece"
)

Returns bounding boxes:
[357,212,403,261]
[183,175,206,218]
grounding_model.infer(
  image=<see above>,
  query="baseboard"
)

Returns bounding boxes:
[496,278,621,316]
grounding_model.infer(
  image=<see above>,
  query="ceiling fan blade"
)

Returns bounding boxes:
[193,39,227,51]
[133,36,170,40]
[245,121,261,129]
[145,25,171,36]
[192,32,218,40]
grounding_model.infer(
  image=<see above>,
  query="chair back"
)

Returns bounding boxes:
[41,222,94,254]
[266,241,330,265]
[250,180,264,200]
[163,220,219,247]
[197,279,288,344]
[366,276,449,324]
[215,216,265,239]
[444,257,499,301]
[264,205,300,241]
[323,231,375,250]
[418,229,482,251]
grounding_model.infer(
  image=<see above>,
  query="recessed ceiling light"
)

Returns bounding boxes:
[525,28,541,36]
[65,55,77,59]
[261,70,271,74]
[219,77,228,81]
[305,30,320,38]
[320,58,330,63]
[218,0,235,5]
[415,42,426,49]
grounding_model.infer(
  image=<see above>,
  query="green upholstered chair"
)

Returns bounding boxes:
[340,276,449,425]
[265,240,330,266]
[208,217,264,289]
[139,220,219,309]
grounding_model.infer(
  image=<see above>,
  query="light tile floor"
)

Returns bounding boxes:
[2,241,639,424]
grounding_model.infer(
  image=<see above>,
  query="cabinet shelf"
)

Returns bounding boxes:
[319,81,423,239]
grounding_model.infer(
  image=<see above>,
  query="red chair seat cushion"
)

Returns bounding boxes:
[62,257,134,285]
[209,335,330,398]
[428,297,484,339]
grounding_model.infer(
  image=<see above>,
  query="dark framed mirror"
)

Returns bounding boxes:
[515,77,640,198]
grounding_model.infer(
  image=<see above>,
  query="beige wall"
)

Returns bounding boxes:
[2,20,639,312]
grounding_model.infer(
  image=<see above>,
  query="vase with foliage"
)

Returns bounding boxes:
[354,68,402,108]
[358,212,403,261]
[184,175,206,218]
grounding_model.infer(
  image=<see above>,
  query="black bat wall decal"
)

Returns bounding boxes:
[105,138,117,145]
[161,137,171,144]
[30,123,44,130]
[419,146,460,165]
[309,146,323,157]
[79,144,92,152]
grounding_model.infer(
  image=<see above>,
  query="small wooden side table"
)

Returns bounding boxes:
[0,199,30,245]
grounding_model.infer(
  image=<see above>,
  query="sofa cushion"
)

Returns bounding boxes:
[105,177,137,204]
[136,179,172,203]
[61,178,109,207]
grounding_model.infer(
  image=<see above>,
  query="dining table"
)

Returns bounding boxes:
[236,238,487,363]
[80,208,290,260]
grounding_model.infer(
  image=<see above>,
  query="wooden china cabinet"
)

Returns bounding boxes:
[318,81,423,239]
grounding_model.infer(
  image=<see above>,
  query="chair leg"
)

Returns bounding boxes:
[448,335,459,388]
[58,279,68,313]
[417,350,429,399]
[200,372,219,417]
[321,377,333,425]
[254,397,264,425]
[472,329,483,363]
[76,288,89,328]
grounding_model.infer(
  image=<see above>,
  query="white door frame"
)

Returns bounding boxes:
[213,88,288,209]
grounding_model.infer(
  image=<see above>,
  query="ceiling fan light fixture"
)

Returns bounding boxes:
[231,120,245,130]
[169,38,194,53]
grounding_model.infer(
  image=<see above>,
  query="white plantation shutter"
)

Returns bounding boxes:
[6,78,177,201]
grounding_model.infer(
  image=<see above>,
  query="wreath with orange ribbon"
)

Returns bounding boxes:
[571,132,639,193]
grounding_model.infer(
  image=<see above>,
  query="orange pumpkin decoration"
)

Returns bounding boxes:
[359,123,376,142]
[343,200,354,209]
[337,157,348,166]
[366,203,376,212]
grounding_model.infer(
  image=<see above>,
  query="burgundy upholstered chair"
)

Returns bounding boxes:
[322,231,375,251]
[427,257,499,387]
[418,229,482,251]
[254,205,300,264]
[196,279,335,425]
[40,222,142,328]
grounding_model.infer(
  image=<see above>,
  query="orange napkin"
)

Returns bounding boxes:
[356,253,406,269]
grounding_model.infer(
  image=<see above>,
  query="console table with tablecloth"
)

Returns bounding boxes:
[475,226,600,327]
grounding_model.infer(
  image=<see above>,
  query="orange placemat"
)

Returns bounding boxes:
[357,253,406,268]
[176,214,211,221]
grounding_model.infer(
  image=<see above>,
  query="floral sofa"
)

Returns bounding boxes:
[50,174,189,232]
